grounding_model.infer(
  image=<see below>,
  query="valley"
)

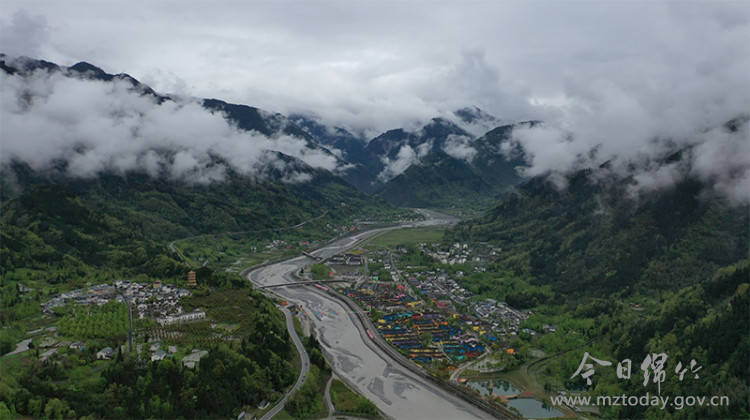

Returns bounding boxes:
[1,26,748,420]
[248,226,494,420]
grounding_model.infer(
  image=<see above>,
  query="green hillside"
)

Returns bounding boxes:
[376,152,498,210]
[0,160,411,418]
[376,123,528,210]
[448,170,748,294]
[445,169,749,418]
[1,161,411,282]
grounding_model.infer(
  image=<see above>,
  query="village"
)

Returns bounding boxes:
[320,240,537,369]
[36,274,210,368]
[42,279,205,325]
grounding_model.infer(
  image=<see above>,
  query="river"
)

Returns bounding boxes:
[247,211,493,420]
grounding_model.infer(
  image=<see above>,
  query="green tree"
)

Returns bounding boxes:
[0,402,12,420]
[44,398,71,420]
[311,264,330,280]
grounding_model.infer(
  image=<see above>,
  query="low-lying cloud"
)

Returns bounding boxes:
[1,2,748,202]
[0,10,48,59]
[376,137,437,182]
[442,134,476,162]
[377,145,417,182]
[0,65,344,183]
[509,116,750,203]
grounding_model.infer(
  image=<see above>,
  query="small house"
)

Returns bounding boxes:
[151,349,167,362]
[97,347,115,360]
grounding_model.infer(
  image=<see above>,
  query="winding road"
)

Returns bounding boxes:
[247,211,498,420]
[323,374,335,418]
[260,305,310,420]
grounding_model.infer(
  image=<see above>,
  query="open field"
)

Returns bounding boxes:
[364,226,446,249]
[330,379,381,418]
[173,236,297,272]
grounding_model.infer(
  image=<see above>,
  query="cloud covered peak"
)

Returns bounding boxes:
[0,56,347,184]
[508,115,750,204]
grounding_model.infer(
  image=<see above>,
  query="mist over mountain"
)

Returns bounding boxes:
[1,5,749,420]
[449,165,749,294]
[0,55,349,186]
[2,1,748,209]
[370,119,529,208]
[0,57,412,289]
[2,53,749,210]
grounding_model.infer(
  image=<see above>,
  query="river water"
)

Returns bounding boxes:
[247,214,491,420]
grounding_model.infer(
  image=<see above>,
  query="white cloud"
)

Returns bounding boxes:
[442,134,476,162]
[510,117,750,203]
[691,122,750,203]
[1,2,748,201]
[8,2,744,133]
[0,68,346,183]
[0,10,48,58]
[416,141,432,159]
[377,145,417,182]
[281,171,313,184]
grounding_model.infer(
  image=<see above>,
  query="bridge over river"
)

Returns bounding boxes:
[257,279,340,289]
[246,210,514,420]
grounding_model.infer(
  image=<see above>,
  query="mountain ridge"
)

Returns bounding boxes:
[1,55,529,206]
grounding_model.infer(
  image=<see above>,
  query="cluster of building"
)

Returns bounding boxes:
[365,250,401,282]
[342,283,422,312]
[265,239,291,251]
[397,243,531,339]
[375,311,485,363]
[418,242,502,268]
[321,239,546,371]
[328,253,364,266]
[147,342,174,362]
[419,279,529,337]
[340,283,490,365]
[95,341,208,368]
[337,254,536,367]
[34,273,215,369]
[422,242,473,265]
[409,272,472,308]
[470,298,530,336]
[43,284,119,313]
[43,280,203,326]
[404,269,531,336]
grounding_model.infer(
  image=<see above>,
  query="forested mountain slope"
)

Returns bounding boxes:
[448,169,748,294]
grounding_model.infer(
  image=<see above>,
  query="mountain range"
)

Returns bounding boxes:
[0,56,423,281]
[4,55,746,282]
[2,55,748,420]
[1,55,528,209]
[292,109,533,208]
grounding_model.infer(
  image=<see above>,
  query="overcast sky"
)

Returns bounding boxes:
[2,1,749,201]
[2,1,747,131]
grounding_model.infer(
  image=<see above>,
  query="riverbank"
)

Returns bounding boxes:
[245,215,514,419]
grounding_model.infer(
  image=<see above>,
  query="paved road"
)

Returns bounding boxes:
[450,351,491,383]
[261,306,310,420]
[247,212,494,420]
[323,374,336,418]
[167,241,189,266]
